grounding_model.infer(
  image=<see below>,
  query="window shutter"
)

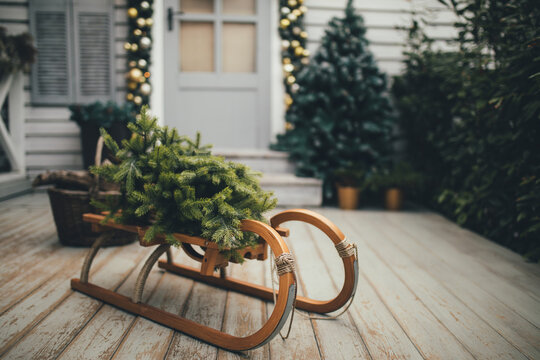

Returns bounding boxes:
[72,0,114,103]
[30,0,73,104]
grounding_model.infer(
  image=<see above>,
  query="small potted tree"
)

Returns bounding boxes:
[369,162,422,210]
[334,167,365,210]
[69,101,135,169]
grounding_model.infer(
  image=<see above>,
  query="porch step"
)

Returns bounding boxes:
[260,173,322,207]
[0,174,32,201]
[214,149,294,174]
[214,149,322,207]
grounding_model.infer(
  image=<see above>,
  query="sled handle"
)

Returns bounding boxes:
[270,209,358,314]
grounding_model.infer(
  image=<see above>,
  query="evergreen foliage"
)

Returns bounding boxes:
[272,0,394,201]
[92,108,277,254]
[392,0,540,261]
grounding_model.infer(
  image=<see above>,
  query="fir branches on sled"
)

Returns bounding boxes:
[92,107,277,256]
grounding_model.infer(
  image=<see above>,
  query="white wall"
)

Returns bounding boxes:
[304,0,457,76]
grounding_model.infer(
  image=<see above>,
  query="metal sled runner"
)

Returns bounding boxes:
[71,209,358,351]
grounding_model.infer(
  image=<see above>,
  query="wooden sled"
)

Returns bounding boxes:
[71,209,357,351]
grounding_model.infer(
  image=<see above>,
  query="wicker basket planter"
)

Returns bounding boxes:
[47,187,136,247]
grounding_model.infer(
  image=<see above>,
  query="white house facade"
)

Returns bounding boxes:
[0,0,456,185]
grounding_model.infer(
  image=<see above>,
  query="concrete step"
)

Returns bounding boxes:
[261,173,322,207]
[214,149,322,207]
[214,149,294,174]
[0,173,32,201]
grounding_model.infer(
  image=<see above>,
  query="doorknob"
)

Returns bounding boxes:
[167,7,184,31]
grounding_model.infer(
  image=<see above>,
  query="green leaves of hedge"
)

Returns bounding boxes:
[393,0,540,261]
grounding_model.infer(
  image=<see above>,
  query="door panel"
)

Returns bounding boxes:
[178,91,258,148]
[164,0,270,149]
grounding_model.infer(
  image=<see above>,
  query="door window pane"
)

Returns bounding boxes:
[180,22,214,72]
[222,23,256,73]
[180,0,213,14]
[222,0,255,15]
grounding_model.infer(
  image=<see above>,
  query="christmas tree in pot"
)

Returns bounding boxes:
[273,0,394,201]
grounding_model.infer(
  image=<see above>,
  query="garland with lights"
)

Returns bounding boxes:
[279,0,309,129]
[124,0,153,111]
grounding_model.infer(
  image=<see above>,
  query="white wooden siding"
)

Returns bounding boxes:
[0,0,129,177]
[304,0,458,76]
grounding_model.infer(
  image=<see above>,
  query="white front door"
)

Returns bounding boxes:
[163,0,271,148]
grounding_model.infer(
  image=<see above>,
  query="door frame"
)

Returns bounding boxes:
[161,0,272,148]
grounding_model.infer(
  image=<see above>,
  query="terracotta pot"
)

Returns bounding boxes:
[337,186,360,210]
[385,188,403,211]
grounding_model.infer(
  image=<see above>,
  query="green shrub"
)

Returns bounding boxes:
[368,162,423,193]
[333,167,365,188]
[69,101,136,128]
[392,0,540,261]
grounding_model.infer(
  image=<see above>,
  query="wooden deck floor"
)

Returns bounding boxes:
[0,193,538,359]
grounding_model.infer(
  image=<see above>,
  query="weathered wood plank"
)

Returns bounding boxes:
[364,211,540,360]
[0,242,86,314]
[384,212,540,328]
[164,281,228,359]
[322,209,475,359]
[0,212,54,246]
[262,234,322,360]
[0,246,116,354]
[57,249,168,360]
[346,212,528,360]
[108,248,193,360]
[110,272,193,360]
[302,214,423,360]
[417,213,540,297]
[216,260,269,360]
[284,221,372,360]
[0,243,146,359]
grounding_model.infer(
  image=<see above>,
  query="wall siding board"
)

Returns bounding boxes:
[0,5,28,21]
[304,0,457,76]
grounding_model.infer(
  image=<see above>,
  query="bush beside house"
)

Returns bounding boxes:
[392,0,540,261]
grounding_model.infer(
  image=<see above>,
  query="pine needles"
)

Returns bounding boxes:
[92,107,277,253]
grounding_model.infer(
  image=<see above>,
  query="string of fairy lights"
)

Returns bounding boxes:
[124,0,153,111]
[279,0,309,129]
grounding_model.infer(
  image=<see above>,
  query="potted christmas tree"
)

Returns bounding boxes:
[272,0,394,202]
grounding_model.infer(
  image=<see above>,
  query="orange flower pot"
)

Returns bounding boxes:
[385,188,403,211]
[337,186,360,210]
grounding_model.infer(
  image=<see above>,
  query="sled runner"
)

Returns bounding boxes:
[71,209,357,351]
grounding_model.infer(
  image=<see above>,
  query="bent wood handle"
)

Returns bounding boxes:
[270,209,358,314]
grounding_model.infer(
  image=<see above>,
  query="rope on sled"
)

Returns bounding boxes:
[335,238,356,258]
[270,253,297,340]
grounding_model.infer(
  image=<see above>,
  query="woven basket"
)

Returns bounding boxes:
[46,137,135,247]
[47,188,136,247]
